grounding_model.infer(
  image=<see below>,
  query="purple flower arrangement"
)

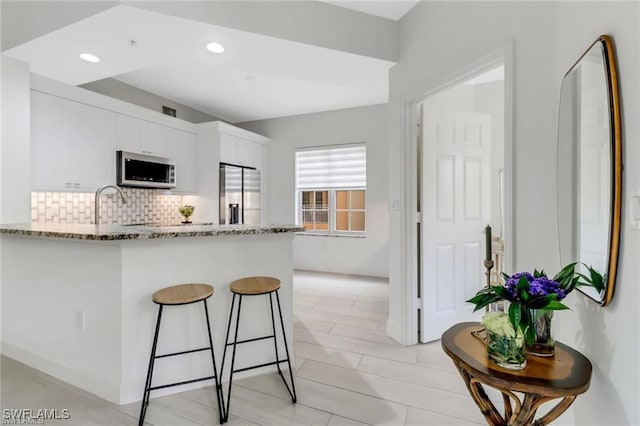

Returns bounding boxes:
[505,272,566,302]
[467,264,584,345]
[468,262,606,349]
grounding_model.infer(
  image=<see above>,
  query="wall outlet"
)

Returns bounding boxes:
[74,310,85,331]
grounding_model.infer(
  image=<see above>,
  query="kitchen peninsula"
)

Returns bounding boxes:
[0,222,302,405]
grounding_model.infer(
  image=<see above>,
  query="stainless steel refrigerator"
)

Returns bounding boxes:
[219,163,261,225]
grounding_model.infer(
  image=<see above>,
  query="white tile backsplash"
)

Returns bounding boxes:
[31,188,184,225]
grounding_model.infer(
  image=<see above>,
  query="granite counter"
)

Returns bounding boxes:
[0,222,303,241]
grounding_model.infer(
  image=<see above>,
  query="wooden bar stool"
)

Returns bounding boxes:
[139,283,224,426]
[220,276,296,423]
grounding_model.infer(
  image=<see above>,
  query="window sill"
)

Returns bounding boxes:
[296,232,366,239]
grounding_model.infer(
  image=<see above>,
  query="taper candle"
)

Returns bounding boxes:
[485,225,492,261]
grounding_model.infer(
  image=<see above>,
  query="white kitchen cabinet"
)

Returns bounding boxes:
[31,91,68,190]
[143,122,167,156]
[114,114,142,154]
[166,127,197,193]
[236,139,254,165]
[253,143,265,173]
[30,76,199,194]
[219,133,234,165]
[219,131,263,169]
[115,113,196,193]
[115,115,167,157]
[31,91,115,191]
[196,121,270,224]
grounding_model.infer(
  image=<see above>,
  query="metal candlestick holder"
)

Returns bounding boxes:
[483,258,504,312]
[483,259,494,288]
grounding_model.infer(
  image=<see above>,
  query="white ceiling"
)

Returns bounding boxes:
[3,4,396,123]
[319,0,419,20]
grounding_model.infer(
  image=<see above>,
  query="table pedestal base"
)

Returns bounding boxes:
[441,324,591,426]
[454,361,577,425]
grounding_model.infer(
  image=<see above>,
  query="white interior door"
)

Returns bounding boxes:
[420,105,492,343]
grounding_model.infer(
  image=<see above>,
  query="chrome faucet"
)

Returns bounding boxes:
[95,185,126,225]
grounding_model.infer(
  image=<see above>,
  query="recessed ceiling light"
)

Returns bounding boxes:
[206,42,225,54]
[79,53,100,63]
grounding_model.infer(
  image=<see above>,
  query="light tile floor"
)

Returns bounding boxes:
[1,271,484,425]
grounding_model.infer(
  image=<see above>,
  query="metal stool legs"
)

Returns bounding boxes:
[139,306,163,425]
[138,300,224,425]
[220,290,296,423]
[270,291,297,402]
[204,301,226,424]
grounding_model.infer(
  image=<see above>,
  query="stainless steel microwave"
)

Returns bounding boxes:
[116,151,176,189]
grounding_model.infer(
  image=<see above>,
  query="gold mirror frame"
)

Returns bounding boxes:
[557,34,622,306]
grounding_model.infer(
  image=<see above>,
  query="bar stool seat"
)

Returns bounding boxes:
[139,283,224,425]
[230,276,280,295]
[220,276,296,423]
[153,283,214,305]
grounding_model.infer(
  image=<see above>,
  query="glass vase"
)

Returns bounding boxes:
[485,328,527,370]
[528,309,555,357]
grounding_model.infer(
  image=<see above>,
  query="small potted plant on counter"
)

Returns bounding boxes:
[179,205,195,224]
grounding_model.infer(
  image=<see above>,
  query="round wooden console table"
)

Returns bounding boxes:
[441,322,592,425]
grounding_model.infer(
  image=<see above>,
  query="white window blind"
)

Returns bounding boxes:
[296,144,366,189]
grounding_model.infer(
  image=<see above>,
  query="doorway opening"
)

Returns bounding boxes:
[418,63,507,343]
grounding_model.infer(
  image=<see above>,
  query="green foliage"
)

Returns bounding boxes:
[577,263,606,293]
[468,262,606,345]
[179,205,195,218]
[553,262,580,293]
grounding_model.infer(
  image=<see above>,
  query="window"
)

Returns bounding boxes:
[295,144,366,234]
[335,189,366,232]
[301,190,329,231]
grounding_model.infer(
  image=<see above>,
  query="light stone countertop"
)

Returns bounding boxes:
[0,222,304,241]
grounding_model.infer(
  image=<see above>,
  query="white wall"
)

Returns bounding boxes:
[389,1,639,424]
[240,104,389,278]
[554,3,639,425]
[0,57,55,361]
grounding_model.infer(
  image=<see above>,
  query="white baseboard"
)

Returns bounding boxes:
[3,341,297,405]
[2,342,121,403]
[386,318,421,346]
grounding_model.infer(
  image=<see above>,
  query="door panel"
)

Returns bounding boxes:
[463,242,482,300]
[435,244,455,311]
[463,158,482,220]
[436,156,455,221]
[420,105,492,342]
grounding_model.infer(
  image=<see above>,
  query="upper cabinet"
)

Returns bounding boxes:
[115,115,168,156]
[166,127,197,194]
[31,91,115,191]
[219,132,262,168]
[30,76,198,194]
[195,121,270,224]
[114,114,143,154]
[114,113,197,193]
[218,123,269,170]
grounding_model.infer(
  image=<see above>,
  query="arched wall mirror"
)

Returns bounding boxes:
[557,34,622,306]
